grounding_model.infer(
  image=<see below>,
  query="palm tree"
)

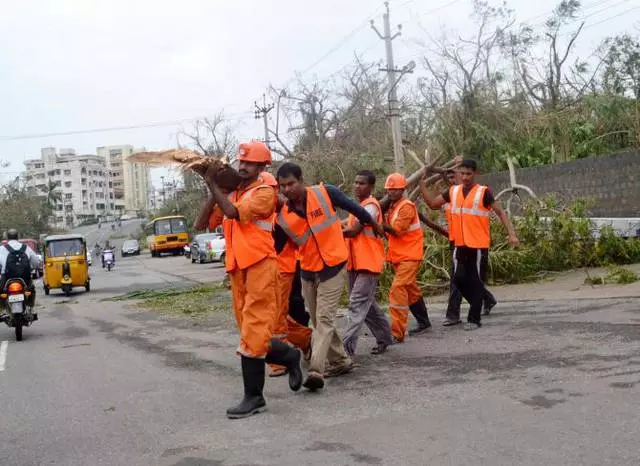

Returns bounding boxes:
[44,180,62,210]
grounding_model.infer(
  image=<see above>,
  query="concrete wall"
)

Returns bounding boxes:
[478,151,640,217]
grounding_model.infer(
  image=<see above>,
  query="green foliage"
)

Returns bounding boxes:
[584,266,639,285]
[0,182,54,238]
[374,196,640,300]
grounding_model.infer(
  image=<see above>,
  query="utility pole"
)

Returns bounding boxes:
[160,176,166,206]
[371,1,414,175]
[254,94,275,148]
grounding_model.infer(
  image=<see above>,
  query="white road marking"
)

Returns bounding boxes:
[0,340,8,372]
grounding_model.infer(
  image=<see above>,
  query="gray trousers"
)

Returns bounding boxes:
[342,271,393,356]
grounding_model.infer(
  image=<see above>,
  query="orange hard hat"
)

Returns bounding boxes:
[260,171,278,187]
[384,173,407,190]
[238,141,272,164]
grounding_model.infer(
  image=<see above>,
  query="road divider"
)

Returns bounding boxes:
[0,340,8,372]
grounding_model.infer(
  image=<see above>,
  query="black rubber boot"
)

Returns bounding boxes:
[226,356,267,419]
[266,339,303,392]
[408,298,432,335]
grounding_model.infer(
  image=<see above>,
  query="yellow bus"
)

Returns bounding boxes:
[145,215,190,257]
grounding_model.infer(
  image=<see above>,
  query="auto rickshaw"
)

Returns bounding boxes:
[43,234,90,296]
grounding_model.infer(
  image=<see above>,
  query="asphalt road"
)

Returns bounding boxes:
[0,243,638,465]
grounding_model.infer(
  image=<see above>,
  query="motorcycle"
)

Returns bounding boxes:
[103,250,114,272]
[1,278,38,341]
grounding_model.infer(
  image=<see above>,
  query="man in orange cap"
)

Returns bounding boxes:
[204,142,303,419]
[384,173,431,343]
[342,170,393,356]
[275,162,385,391]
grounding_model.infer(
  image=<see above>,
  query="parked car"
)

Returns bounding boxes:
[190,233,225,264]
[121,239,141,257]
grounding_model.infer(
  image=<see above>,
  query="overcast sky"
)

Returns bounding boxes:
[1,0,638,187]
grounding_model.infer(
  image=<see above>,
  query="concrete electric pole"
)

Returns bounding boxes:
[371,1,414,175]
[254,94,275,148]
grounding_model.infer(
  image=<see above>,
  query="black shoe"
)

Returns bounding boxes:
[443,318,462,326]
[483,300,497,316]
[370,343,388,355]
[266,339,303,392]
[302,373,325,391]
[408,323,431,335]
[409,299,431,333]
[226,356,267,419]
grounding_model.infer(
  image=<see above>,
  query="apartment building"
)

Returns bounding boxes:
[24,147,111,227]
[96,145,150,214]
[23,145,152,228]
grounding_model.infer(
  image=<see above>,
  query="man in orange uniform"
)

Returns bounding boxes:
[384,173,432,343]
[342,170,393,356]
[421,159,519,330]
[204,142,303,419]
[261,172,313,378]
[275,163,385,391]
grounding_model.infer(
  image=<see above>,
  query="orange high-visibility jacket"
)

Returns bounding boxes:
[276,184,348,272]
[386,198,423,263]
[277,240,298,274]
[449,184,491,248]
[222,183,276,272]
[347,196,384,273]
[443,202,454,241]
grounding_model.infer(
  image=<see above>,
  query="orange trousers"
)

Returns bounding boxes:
[269,272,312,373]
[229,257,278,358]
[389,260,422,342]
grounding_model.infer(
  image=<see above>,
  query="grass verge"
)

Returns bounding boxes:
[107,284,232,318]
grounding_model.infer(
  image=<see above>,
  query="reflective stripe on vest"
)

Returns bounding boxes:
[450,185,489,217]
[225,186,275,231]
[308,185,339,234]
[391,199,421,232]
[276,212,311,247]
[276,185,339,245]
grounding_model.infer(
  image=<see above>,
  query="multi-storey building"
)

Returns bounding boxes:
[23,145,151,228]
[96,145,150,215]
[24,147,111,228]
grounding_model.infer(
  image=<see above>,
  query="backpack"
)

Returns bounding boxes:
[4,244,31,281]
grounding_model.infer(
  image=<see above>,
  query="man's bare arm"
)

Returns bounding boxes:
[342,222,364,238]
[419,177,447,210]
[194,195,216,231]
[492,201,520,246]
[210,181,239,219]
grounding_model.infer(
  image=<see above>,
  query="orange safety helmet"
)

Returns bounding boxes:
[260,171,278,187]
[384,173,407,190]
[238,141,272,164]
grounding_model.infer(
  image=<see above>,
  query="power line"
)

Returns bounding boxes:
[0,112,254,142]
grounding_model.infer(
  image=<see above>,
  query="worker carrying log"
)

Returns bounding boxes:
[341,170,393,357]
[383,173,432,343]
[274,162,385,392]
[261,171,313,378]
[421,159,520,331]
[204,142,303,419]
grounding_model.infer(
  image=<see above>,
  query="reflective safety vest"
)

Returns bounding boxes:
[277,239,298,274]
[449,184,491,249]
[346,196,384,273]
[443,202,454,241]
[276,184,348,272]
[222,183,276,272]
[386,198,423,263]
